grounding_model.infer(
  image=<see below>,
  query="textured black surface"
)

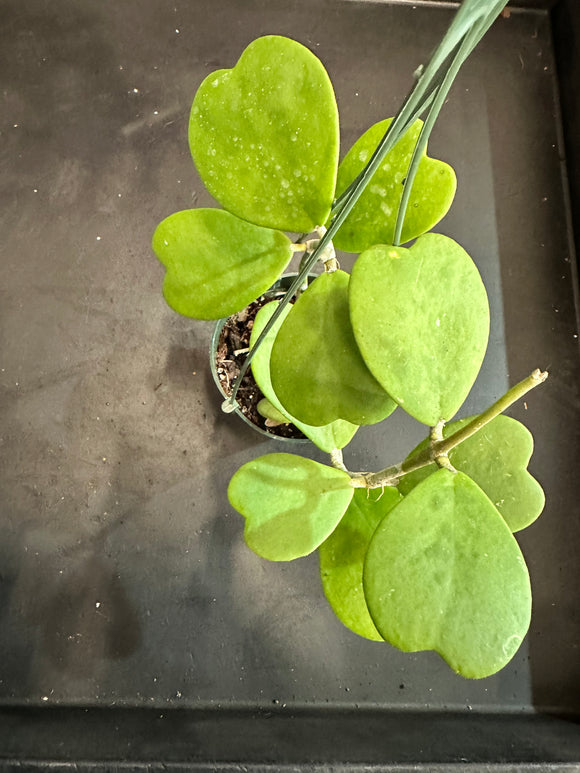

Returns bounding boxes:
[552,0,580,281]
[0,707,580,767]
[0,0,579,767]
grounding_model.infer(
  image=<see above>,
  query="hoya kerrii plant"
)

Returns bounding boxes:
[153,0,548,679]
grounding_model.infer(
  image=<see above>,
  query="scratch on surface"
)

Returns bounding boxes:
[121,103,182,137]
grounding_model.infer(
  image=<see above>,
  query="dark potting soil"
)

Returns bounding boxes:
[215,297,306,440]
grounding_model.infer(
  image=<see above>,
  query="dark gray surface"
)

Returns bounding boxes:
[0,0,579,766]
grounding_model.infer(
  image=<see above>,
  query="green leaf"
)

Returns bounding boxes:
[228,454,354,561]
[256,398,289,425]
[319,487,402,641]
[398,415,545,533]
[189,35,339,233]
[152,208,292,320]
[251,301,358,452]
[350,233,489,425]
[334,118,456,253]
[270,272,397,426]
[364,469,531,679]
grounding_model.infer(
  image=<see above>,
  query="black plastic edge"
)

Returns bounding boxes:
[384,1,558,10]
[0,708,579,768]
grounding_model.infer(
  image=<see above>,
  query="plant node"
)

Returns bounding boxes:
[434,454,457,473]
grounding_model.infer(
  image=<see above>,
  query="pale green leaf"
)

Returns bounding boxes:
[189,35,339,233]
[319,487,401,641]
[398,415,545,532]
[270,272,397,426]
[350,234,489,425]
[364,469,531,679]
[256,398,289,425]
[334,118,456,253]
[228,454,354,561]
[251,301,358,451]
[152,208,292,320]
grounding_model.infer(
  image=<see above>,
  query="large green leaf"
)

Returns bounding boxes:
[228,454,353,561]
[364,469,531,679]
[270,271,397,426]
[334,118,456,253]
[398,416,545,533]
[189,35,339,233]
[152,208,292,320]
[319,487,401,641]
[350,234,489,426]
[251,301,358,452]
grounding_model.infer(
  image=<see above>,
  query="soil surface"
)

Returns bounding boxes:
[215,296,306,440]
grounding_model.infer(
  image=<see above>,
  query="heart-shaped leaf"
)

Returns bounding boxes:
[364,469,531,678]
[334,118,456,253]
[398,416,545,533]
[350,234,489,426]
[189,35,339,233]
[319,487,402,641]
[270,271,397,426]
[251,301,358,451]
[228,453,354,561]
[152,208,292,320]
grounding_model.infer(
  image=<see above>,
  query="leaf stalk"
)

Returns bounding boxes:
[350,369,548,489]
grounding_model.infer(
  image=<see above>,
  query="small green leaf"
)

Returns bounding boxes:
[256,398,289,425]
[228,454,354,561]
[152,208,292,320]
[319,487,402,641]
[364,469,531,679]
[270,272,397,426]
[350,234,489,425]
[251,301,358,451]
[189,35,339,233]
[398,416,545,532]
[334,118,456,253]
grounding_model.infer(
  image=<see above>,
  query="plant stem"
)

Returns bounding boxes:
[350,369,548,489]
[222,0,508,413]
[392,23,481,245]
[330,448,347,472]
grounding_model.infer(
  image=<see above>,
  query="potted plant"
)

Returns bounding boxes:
[152,0,547,679]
